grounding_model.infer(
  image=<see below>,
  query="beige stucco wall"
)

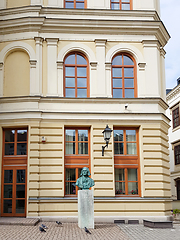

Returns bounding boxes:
[25,119,171,217]
[7,0,30,8]
[3,50,30,97]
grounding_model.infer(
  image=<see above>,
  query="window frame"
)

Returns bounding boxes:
[64,0,87,9]
[3,128,28,165]
[63,52,89,98]
[174,144,180,165]
[114,127,140,197]
[111,53,137,98]
[64,127,90,196]
[110,0,132,10]
[172,106,180,129]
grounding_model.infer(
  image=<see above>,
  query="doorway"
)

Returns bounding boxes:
[1,128,28,217]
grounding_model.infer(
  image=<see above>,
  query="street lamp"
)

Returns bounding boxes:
[102,125,112,156]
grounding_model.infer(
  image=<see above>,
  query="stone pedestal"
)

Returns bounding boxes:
[78,190,94,229]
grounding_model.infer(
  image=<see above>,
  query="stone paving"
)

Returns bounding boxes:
[0,221,180,240]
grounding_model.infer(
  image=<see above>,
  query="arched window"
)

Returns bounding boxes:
[65,0,86,9]
[112,53,136,98]
[64,52,89,98]
[111,0,132,10]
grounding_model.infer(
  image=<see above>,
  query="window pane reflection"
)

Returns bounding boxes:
[17,143,27,155]
[66,142,75,154]
[16,185,25,198]
[66,169,76,181]
[5,143,14,155]
[128,182,138,194]
[4,185,12,198]
[78,142,88,154]
[115,169,125,181]
[114,142,124,154]
[16,200,25,213]
[115,182,125,194]
[5,130,15,142]
[3,200,12,213]
[65,182,76,194]
[4,170,13,183]
[17,130,27,142]
[17,170,25,183]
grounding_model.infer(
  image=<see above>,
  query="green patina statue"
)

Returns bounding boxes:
[76,167,95,190]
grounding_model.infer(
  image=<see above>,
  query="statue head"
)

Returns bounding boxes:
[80,167,91,177]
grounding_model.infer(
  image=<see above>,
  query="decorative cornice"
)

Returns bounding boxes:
[0,9,170,47]
[166,84,180,102]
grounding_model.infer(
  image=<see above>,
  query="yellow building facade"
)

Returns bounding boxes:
[0,0,172,222]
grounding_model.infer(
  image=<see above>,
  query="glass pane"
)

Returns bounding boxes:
[17,143,27,155]
[115,182,125,194]
[127,143,137,154]
[66,78,75,87]
[115,169,125,181]
[65,54,75,64]
[126,130,136,141]
[65,67,75,77]
[4,185,12,198]
[77,67,86,77]
[16,185,25,198]
[4,170,13,183]
[76,2,84,8]
[77,78,87,87]
[66,168,76,181]
[65,2,74,8]
[66,89,75,97]
[113,68,122,77]
[17,170,25,183]
[125,89,134,98]
[77,54,86,64]
[78,130,88,141]
[66,142,75,154]
[124,79,134,88]
[124,56,133,65]
[112,3,119,9]
[17,130,27,142]
[5,143,14,155]
[114,130,123,141]
[113,79,122,88]
[124,68,134,77]
[65,182,76,195]
[114,142,124,154]
[3,200,12,213]
[78,142,88,154]
[77,89,87,98]
[78,168,83,177]
[128,169,137,181]
[122,3,130,10]
[122,0,130,2]
[113,89,122,98]
[128,182,138,195]
[112,55,122,65]
[66,130,75,141]
[5,130,15,142]
[16,200,25,213]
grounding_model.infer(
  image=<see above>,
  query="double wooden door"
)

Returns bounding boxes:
[2,167,26,217]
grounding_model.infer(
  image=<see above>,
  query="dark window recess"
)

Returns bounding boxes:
[177,181,180,200]
[172,107,180,128]
[174,145,180,165]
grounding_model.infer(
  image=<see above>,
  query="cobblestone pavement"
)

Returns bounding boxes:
[0,222,180,240]
[118,223,180,240]
[0,222,128,240]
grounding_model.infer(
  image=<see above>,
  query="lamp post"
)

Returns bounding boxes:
[102,125,112,156]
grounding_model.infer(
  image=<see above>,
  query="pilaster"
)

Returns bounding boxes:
[0,62,4,97]
[95,39,107,97]
[105,62,112,98]
[29,60,37,96]
[57,61,64,97]
[90,62,97,97]
[46,38,59,96]
[35,37,43,96]
[31,0,43,5]
[0,0,6,9]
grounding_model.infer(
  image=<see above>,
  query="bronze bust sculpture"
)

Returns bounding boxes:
[76,167,95,190]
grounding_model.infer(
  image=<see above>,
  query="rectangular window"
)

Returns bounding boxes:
[4,129,27,156]
[65,0,86,9]
[65,128,90,195]
[114,128,140,196]
[177,181,180,200]
[174,145,180,165]
[172,107,180,129]
[111,0,132,10]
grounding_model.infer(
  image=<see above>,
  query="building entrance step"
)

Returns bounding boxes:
[0,217,40,226]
